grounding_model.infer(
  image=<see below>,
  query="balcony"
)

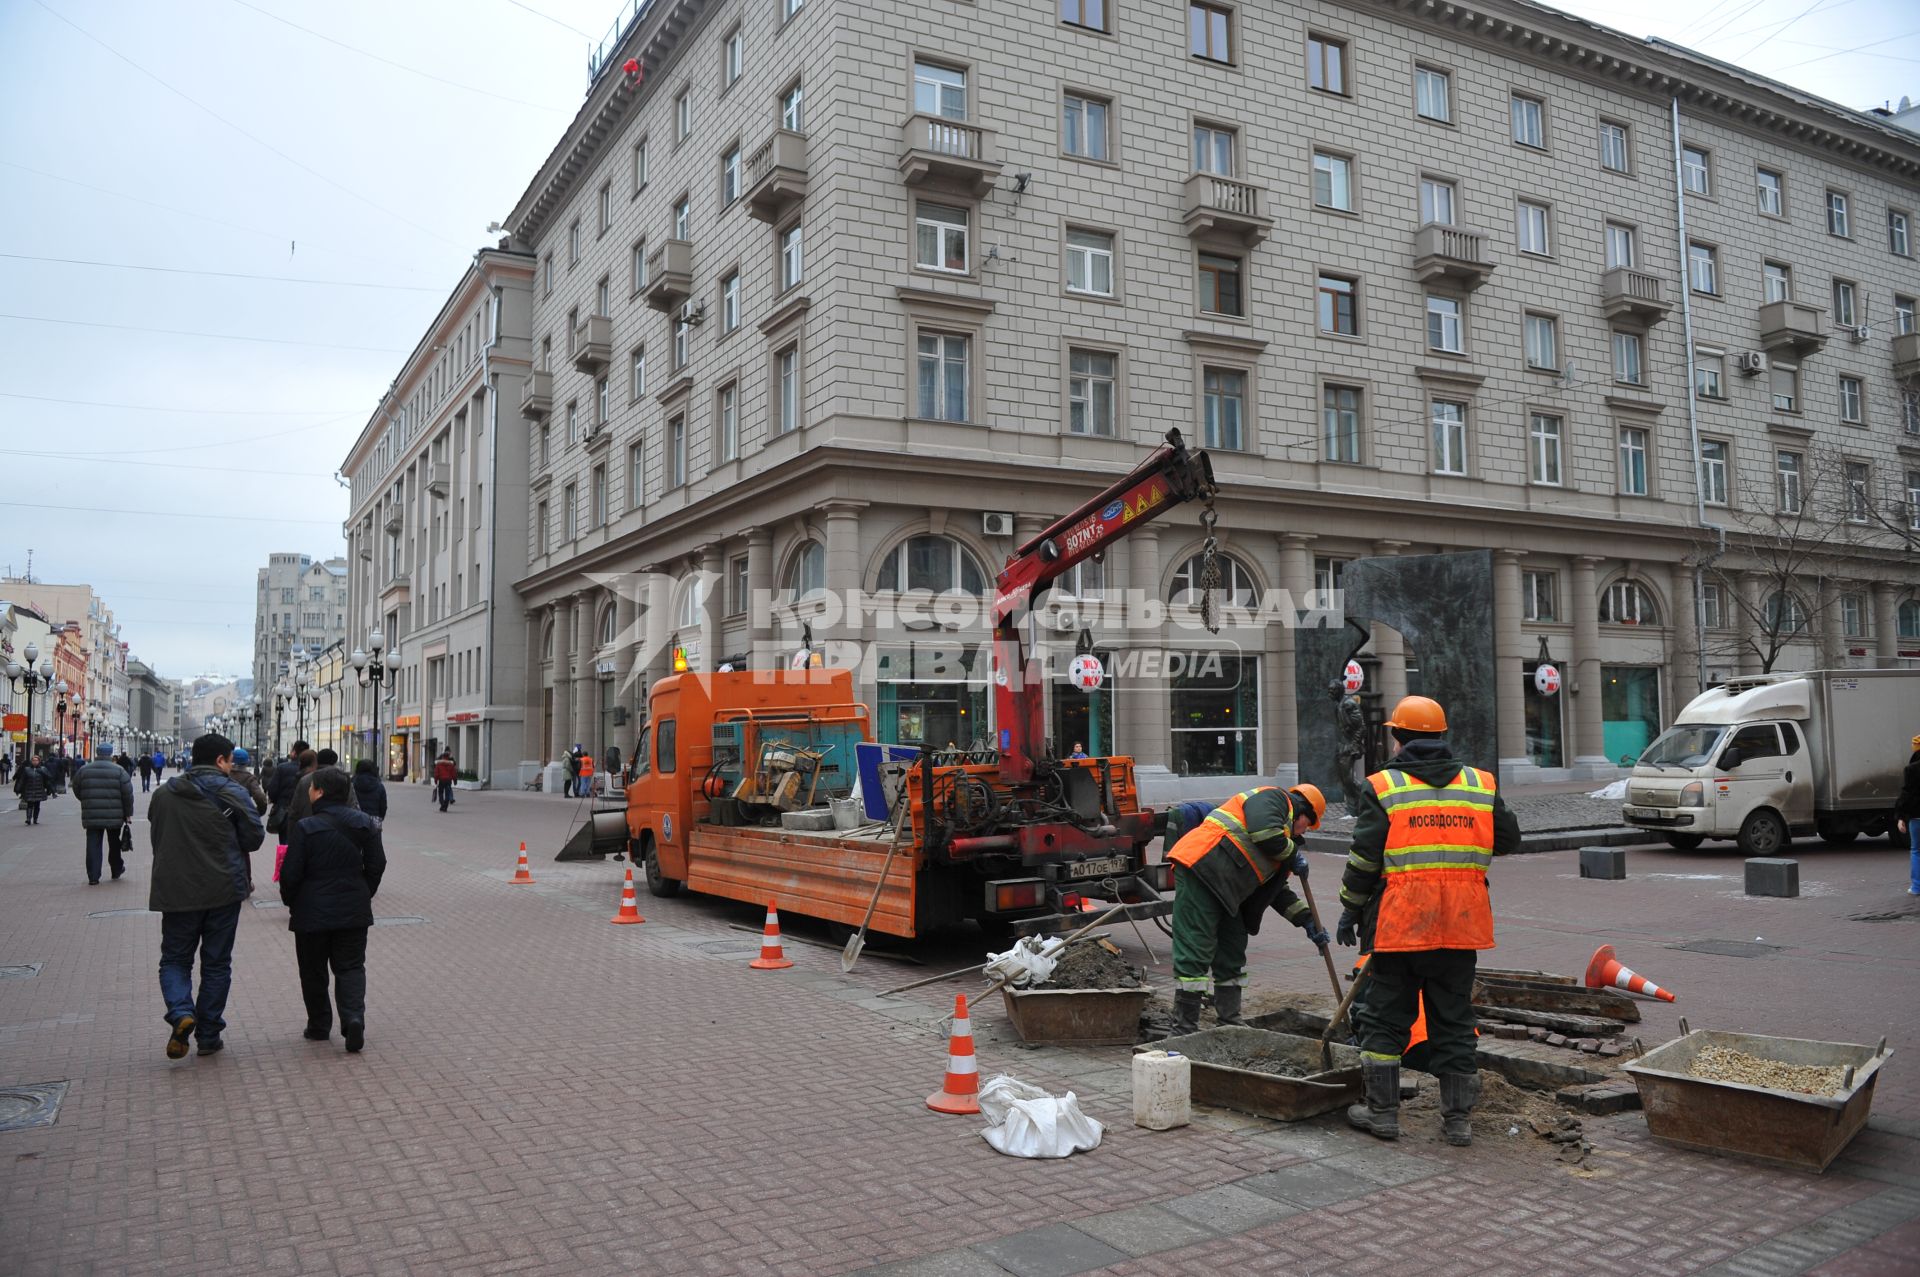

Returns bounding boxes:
[426,463,449,499]
[744,129,808,223]
[519,369,552,419]
[644,239,693,312]
[572,314,612,372]
[1181,173,1272,246]
[897,113,1000,196]
[1893,331,1920,380]
[1599,267,1671,328]
[1758,299,1827,354]
[1411,223,1495,290]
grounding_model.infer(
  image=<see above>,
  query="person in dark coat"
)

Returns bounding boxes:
[0,751,12,785]
[351,758,388,821]
[1897,732,1920,897]
[13,754,51,824]
[228,747,270,817]
[264,739,310,836]
[137,751,153,791]
[280,766,386,1052]
[74,744,135,884]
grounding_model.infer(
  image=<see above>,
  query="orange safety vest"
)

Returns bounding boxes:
[580,756,595,778]
[1367,765,1497,952]
[1167,787,1293,909]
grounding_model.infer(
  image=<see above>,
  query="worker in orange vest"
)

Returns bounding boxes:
[579,751,596,796]
[1336,695,1519,1146]
[1164,782,1328,1036]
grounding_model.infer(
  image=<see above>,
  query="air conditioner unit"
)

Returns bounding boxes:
[1736,351,1768,375]
[982,511,1014,537]
[1847,324,1870,344]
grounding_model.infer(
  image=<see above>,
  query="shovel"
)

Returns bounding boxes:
[1319,957,1372,1071]
[1297,874,1346,1008]
[841,800,910,972]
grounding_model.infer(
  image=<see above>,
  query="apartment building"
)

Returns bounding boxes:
[502,0,1919,793]
[340,248,536,787]
[252,553,349,709]
[0,579,130,745]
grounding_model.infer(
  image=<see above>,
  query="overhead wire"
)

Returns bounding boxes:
[0,451,338,479]
[0,392,353,416]
[1771,31,1920,71]
[0,500,343,526]
[0,252,444,293]
[0,415,357,455]
[501,0,597,40]
[1727,0,1833,64]
[0,313,408,354]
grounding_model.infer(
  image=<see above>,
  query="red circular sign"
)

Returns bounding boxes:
[1535,663,1562,696]
[1342,660,1364,694]
[1070,653,1105,691]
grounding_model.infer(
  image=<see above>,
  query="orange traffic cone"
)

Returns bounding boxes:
[749,901,794,969]
[1585,944,1676,1002]
[610,867,645,924]
[927,994,981,1114]
[509,842,535,884]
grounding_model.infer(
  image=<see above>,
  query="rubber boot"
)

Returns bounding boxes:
[1439,1072,1479,1147]
[1171,990,1204,1037]
[1346,1061,1401,1140]
[1211,985,1246,1027]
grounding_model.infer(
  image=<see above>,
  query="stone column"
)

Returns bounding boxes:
[746,526,774,666]
[1371,540,1411,708]
[1736,571,1765,675]
[1122,526,1170,777]
[574,589,598,758]
[1570,556,1608,771]
[1268,532,1314,783]
[613,585,640,728]
[1818,578,1843,670]
[820,502,866,663]
[1667,561,1702,711]
[1493,549,1528,768]
[524,610,544,766]
[1872,582,1900,668]
[548,600,572,764]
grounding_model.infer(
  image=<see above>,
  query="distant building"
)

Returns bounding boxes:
[252,553,349,711]
[0,579,128,749]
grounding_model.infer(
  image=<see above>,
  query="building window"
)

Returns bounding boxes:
[1827,189,1850,237]
[539,423,551,467]
[627,440,644,507]
[673,305,691,369]
[1201,367,1245,450]
[1317,273,1358,335]
[632,138,649,192]
[720,272,741,333]
[1426,294,1463,353]
[1757,167,1783,216]
[597,182,611,235]
[721,146,742,205]
[675,90,691,141]
[1833,278,1859,329]
[1060,0,1107,31]
[776,345,800,434]
[1904,601,1920,641]
[565,399,578,443]
[596,275,611,316]
[916,331,969,422]
[1516,200,1550,255]
[727,556,749,617]
[1197,252,1243,316]
[1605,221,1635,269]
[568,218,580,265]
[1307,34,1347,95]
[779,223,804,290]
[913,59,966,119]
[1908,470,1920,531]
[1765,591,1808,636]
[716,383,738,461]
[591,465,607,527]
[1771,362,1799,413]
[915,202,969,273]
[562,483,577,541]
[781,81,805,133]
[536,500,549,554]
[630,345,647,399]
[1776,450,1802,513]
[1510,93,1545,148]
[1192,122,1234,174]
[674,196,691,240]
[1323,383,1363,464]
[542,254,552,296]
[1599,119,1629,172]
[1600,580,1658,625]
[1312,150,1353,212]
[1905,386,1920,435]
[595,375,610,425]
[876,536,987,594]
[1839,375,1864,425]
[1681,145,1711,195]
[1063,92,1110,160]
[1897,295,1917,335]
[1619,426,1649,495]
[1066,229,1115,296]
[1431,400,1467,475]
[1688,242,1718,294]
[1523,570,1557,622]
[1612,330,1643,385]
[1189,2,1233,62]
[1763,261,1792,303]
[1841,593,1866,637]
[1419,176,1455,226]
[786,541,826,600]
[1171,551,1255,607]
[1892,209,1913,257]
[1846,462,1870,522]
[723,25,743,86]
[668,415,686,487]
[1068,348,1117,436]
[1414,65,1451,121]
[783,0,803,18]
[1524,313,1558,371]
[1700,440,1729,506]
[631,239,648,293]
[1528,412,1562,485]
[1699,581,1724,629]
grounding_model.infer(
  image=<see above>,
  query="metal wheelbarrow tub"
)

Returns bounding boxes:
[1134,1026,1364,1122]
[1622,1029,1891,1173]
[1002,986,1154,1046]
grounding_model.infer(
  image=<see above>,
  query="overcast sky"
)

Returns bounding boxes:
[1,0,1913,681]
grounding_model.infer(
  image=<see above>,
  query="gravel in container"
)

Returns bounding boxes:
[1687,1044,1847,1095]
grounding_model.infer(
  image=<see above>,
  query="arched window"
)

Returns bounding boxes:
[784,541,826,600]
[676,578,705,629]
[598,605,618,648]
[1763,591,1808,635]
[1599,579,1659,625]
[1168,551,1255,607]
[1899,599,1920,640]
[541,622,554,662]
[875,535,987,594]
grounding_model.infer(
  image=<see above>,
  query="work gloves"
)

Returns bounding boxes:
[1336,908,1359,948]
[1291,851,1309,878]
[1304,921,1331,950]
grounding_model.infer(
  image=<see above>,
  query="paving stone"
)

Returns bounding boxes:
[1239,1161,1378,1208]
[969,1224,1128,1277]
[1068,1204,1217,1258]
[1159,1183,1303,1233]
[1317,1147,1443,1188]
[851,1250,1018,1277]
[1545,1033,1569,1047]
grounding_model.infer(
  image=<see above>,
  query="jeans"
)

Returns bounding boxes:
[1909,820,1919,893]
[158,903,243,1040]
[435,780,454,810]
[295,928,368,1030]
[84,826,124,882]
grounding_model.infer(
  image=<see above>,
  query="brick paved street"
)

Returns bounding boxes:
[2,782,1916,1275]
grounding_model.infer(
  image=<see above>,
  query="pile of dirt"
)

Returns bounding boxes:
[1402,1070,1595,1166]
[1175,1030,1322,1078]
[1035,940,1146,990]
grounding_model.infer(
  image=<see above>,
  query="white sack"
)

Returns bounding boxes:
[977,1074,1104,1159]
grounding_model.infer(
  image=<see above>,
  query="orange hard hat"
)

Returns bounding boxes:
[1385,695,1448,733]
[1290,782,1326,829]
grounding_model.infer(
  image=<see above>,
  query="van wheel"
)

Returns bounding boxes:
[642,837,682,897]
[1664,833,1705,850]
[1737,809,1789,857]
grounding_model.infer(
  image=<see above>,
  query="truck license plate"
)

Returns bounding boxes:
[1067,855,1129,880]
[1623,806,1660,819]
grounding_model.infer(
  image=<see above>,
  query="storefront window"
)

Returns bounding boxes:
[1601,666,1661,765]
[876,644,988,748]
[1049,647,1116,757]
[1522,662,1564,768]
[1170,652,1258,776]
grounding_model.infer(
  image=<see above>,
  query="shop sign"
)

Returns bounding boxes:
[395,714,422,728]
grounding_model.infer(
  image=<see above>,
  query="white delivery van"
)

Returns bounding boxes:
[1622,669,1919,855]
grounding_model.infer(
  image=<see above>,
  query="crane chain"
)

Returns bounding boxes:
[1197,500,1222,635]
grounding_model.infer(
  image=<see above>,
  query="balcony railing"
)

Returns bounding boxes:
[1758,299,1827,354]
[1181,173,1271,245]
[644,239,693,312]
[1891,331,1920,380]
[1411,223,1495,289]
[1600,267,1671,327]
[744,129,809,223]
[572,314,612,372]
[519,369,552,419]
[897,113,1000,196]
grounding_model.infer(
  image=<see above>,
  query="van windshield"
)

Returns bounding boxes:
[1639,725,1726,769]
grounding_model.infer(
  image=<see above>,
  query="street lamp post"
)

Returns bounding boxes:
[4,642,48,765]
[54,681,70,764]
[295,667,311,744]
[351,628,388,777]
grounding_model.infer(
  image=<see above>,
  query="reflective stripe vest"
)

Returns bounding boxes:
[1368,766,1497,952]
[1167,787,1293,910]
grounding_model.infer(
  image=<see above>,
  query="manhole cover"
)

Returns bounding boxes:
[692,940,761,955]
[88,909,156,919]
[372,916,426,926]
[1670,939,1784,958]
[0,964,43,980]
[0,1082,68,1133]
[251,900,285,909]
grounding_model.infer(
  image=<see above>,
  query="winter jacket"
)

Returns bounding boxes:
[13,764,51,803]
[147,766,264,912]
[1897,750,1920,822]
[73,759,134,829]
[352,771,388,819]
[264,757,303,831]
[137,758,152,777]
[432,757,457,784]
[229,765,270,816]
[280,800,386,932]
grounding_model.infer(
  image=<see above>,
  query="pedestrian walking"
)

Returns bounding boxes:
[228,747,270,817]
[13,753,50,824]
[47,752,68,797]
[432,750,457,812]
[0,751,11,786]
[137,752,153,791]
[351,758,388,823]
[74,744,135,885]
[1336,695,1521,1146]
[1897,732,1920,897]
[565,745,583,798]
[147,732,265,1059]
[278,749,322,833]
[1163,782,1329,1035]
[578,750,595,797]
[280,766,386,1052]
[151,750,166,781]
[265,739,310,836]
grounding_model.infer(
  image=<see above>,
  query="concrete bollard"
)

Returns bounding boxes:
[1744,857,1799,898]
[1579,847,1627,880]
